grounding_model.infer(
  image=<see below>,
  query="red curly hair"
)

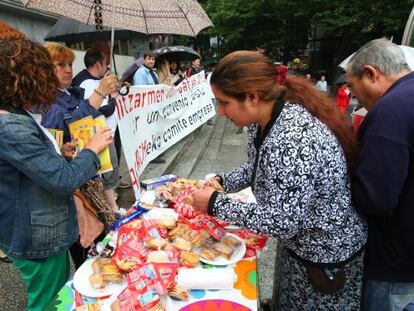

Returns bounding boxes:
[210,51,357,168]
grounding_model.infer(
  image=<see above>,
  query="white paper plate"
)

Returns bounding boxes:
[73,257,127,298]
[160,295,174,311]
[197,233,246,266]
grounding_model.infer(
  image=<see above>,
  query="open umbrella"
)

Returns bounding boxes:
[23,0,213,72]
[22,0,213,37]
[120,57,144,82]
[339,45,414,70]
[153,45,200,62]
[45,17,144,44]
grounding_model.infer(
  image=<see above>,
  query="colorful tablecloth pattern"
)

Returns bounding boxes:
[47,258,257,311]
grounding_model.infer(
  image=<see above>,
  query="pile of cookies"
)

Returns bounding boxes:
[89,258,124,290]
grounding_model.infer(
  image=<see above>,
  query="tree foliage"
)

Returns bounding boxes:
[202,0,414,62]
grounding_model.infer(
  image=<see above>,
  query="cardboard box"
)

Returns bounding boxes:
[140,174,177,191]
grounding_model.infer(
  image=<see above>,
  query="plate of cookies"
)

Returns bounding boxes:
[196,233,246,266]
[73,257,127,298]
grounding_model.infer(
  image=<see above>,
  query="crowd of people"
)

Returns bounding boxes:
[0,21,413,311]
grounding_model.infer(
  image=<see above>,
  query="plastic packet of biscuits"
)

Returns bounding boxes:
[197,215,226,241]
[110,287,135,311]
[145,237,168,250]
[116,218,143,248]
[148,249,180,264]
[126,269,161,310]
[112,238,148,271]
[140,219,163,239]
[151,262,179,290]
[229,228,268,250]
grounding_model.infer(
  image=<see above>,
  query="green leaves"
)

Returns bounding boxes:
[199,0,413,62]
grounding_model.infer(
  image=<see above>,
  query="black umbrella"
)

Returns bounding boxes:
[45,17,144,44]
[153,45,200,62]
[121,57,144,82]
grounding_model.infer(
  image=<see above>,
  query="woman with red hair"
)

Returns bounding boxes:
[191,51,367,310]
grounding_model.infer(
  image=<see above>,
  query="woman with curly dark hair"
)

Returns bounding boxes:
[191,51,367,310]
[0,34,113,310]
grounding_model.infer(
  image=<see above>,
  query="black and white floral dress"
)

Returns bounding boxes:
[210,102,367,310]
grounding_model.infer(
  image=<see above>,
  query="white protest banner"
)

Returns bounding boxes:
[115,72,216,199]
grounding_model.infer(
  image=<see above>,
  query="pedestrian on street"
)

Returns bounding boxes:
[316,75,328,93]
[347,38,414,311]
[336,82,350,113]
[0,35,112,311]
[191,51,367,310]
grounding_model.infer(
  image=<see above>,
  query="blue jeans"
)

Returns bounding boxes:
[362,279,414,311]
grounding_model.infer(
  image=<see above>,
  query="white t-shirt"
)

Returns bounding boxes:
[26,110,62,155]
[80,79,117,135]
[316,80,328,92]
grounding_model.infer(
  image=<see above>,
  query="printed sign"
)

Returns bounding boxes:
[115,72,216,198]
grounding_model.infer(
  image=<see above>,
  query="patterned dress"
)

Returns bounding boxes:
[210,103,367,310]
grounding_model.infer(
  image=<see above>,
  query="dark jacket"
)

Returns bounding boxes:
[72,69,115,118]
[42,87,100,143]
[352,72,414,282]
[0,109,100,259]
[187,66,204,77]
[209,103,366,263]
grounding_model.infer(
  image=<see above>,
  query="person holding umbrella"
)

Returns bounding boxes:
[72,47,122,212]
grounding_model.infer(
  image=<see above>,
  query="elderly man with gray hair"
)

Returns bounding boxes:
[347,38,414,311]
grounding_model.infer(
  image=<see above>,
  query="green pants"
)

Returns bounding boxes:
[12,252,70,311]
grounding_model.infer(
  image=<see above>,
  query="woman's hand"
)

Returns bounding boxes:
[191,187,216,214]
[62,142,76,159]
[205,175,222,187]
[85,127,113,155]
